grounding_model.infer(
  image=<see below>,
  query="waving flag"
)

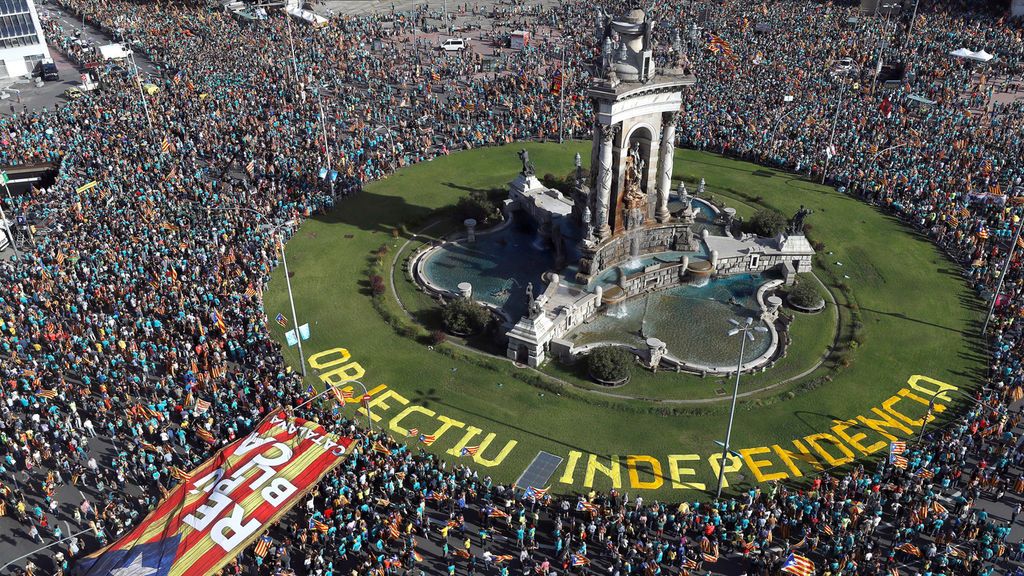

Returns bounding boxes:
[419,434,436,446]
[194,427,216,445]
[522,486,547,501]
[460,446,479,457]
[571,554,590,566]
[76,410,353,576]
[896,543,922,557]
[253,535,272,558]
[781,553,815,576]
[276,313,287,327]
[549,69,563,96]
[488,508,510,519]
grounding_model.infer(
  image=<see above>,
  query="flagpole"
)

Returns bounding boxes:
[277,230,306,377]
[0,529,92,573]
[821,75,849,185]
[558,43,565,144]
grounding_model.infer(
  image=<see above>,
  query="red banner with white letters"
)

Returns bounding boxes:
[77,410,352,576]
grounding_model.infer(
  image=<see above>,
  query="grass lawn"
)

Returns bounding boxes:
[264,142,986,499]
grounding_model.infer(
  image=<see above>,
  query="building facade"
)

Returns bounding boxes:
[0,0,51,80]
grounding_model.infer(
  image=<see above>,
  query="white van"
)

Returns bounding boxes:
[439,38,466,52]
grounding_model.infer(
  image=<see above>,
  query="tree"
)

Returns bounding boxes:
[587,346,633,383]
[748,209,787,237]
[442,298,491,335]
[456,191,499,223]
[788,281,824,309]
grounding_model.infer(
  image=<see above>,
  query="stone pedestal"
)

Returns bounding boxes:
[646,337,667,372]
[457,282,473,299]
[464,218,477,243]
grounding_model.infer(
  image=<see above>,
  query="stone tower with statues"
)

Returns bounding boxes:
[575,5,696,284]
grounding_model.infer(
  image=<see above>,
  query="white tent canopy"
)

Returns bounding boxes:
[949,47,995,62]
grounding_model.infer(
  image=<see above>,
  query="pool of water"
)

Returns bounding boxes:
[420,214,566,320]
[567,274,773,368]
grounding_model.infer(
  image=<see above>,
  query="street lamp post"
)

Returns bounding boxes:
[127,39,153,131]
[313,84,334,196]
[917,387,985,443]
[270,224,307,378]
[982,210,1023,336]
[716,317,768,499]
[0,528,93,573]
[195,202,308,376]
[372,125,398,172]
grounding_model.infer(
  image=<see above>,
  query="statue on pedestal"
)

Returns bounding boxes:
[697,177,706,197]
[791,205,813,234]
[678,180,695,222]
[518,149,535,176]
[623,141,646,230]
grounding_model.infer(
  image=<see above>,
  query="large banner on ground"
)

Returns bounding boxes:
[76,410,353,576]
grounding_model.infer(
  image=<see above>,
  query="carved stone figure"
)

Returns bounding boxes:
[792,205,813,233]
[525,282,534,308]
[623,141,647,229]
[697,177,706,196]
[518,149,535,176]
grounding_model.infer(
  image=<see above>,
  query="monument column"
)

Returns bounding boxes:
[655,111,679,223]
[595,123,617,240]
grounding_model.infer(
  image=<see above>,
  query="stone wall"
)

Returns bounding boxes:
[618,262,687,299]
[714,254,813,276]
[578,222,695,280]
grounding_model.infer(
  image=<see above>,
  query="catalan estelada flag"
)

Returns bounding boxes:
[75,410,353,576]
[781,553,815,576]
[549,69,562,96]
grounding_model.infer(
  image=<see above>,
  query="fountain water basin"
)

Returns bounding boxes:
[568,273,775,369]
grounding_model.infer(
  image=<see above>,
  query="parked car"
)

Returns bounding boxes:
[438,38,466,52]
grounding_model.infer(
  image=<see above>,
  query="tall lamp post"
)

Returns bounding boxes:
[716,317,768,499]
[982,210,1023,336]
[197,202,308,377]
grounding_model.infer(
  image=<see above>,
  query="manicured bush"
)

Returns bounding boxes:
[587,346,633,383]
[789,281,823,309]
[748,209,787,237]
[442,298,491,334]
[456,191,499,223]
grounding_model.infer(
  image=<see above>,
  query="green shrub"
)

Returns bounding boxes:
[442,298,491,334]
[587,346,633,382]
[789,282,823,309]
[748,209,787,237]
[456,191,499,223]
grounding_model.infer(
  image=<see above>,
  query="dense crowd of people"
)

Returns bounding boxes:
[1,0,1024,575]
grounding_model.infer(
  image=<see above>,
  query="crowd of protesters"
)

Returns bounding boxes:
[1,0,1024,575]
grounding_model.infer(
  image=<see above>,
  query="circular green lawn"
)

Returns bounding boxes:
[264,142,985,499]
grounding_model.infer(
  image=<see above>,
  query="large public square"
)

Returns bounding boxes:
[0,0,1023,575]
